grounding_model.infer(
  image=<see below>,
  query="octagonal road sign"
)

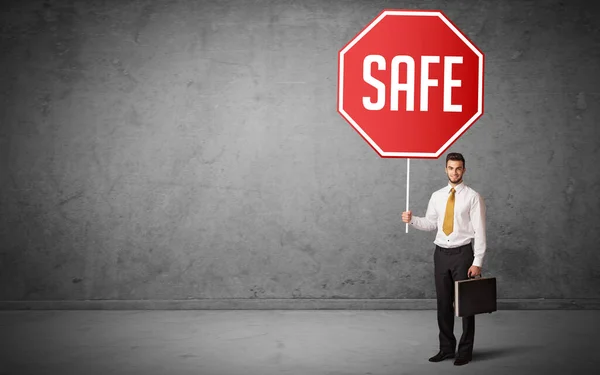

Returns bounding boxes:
[338,9,484,158]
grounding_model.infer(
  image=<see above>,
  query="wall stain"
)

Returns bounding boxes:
[249,286,265,298]
[58,190,84,206]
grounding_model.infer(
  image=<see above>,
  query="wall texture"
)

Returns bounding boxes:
[1,0,599,307]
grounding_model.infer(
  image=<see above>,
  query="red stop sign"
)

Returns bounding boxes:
[338,10,484,158]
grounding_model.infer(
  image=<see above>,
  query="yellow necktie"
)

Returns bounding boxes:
[442,188,455,236]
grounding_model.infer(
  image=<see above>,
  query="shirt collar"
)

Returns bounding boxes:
[448,181,466,194]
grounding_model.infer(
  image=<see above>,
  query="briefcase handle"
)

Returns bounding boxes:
[469,274,483,279]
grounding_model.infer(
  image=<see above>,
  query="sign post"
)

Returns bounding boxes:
[406,158,410,233]
[337,10,484,233]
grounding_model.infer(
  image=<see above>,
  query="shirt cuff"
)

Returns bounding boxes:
[472,256,483,268]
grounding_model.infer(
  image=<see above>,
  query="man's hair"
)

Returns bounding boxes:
[446,152,465,168]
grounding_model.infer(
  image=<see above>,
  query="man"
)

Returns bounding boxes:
[401,152,486,366]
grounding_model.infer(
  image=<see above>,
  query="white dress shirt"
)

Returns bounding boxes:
[410,181,487,267]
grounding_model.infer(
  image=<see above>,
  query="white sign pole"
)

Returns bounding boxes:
[406,158,410,233]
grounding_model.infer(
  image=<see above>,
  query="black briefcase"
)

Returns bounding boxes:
[454,275,497,317]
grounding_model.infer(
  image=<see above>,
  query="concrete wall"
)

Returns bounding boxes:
[1,0,599,306]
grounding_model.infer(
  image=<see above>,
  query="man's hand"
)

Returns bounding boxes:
[468,266,481,278]
[401,211,412,223]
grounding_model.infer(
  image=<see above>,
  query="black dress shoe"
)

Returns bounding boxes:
[453,357,471,366]
[428,351,455,362]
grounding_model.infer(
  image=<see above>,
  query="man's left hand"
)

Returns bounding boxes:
[468,266,481,278]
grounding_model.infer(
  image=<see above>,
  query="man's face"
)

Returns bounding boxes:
[445,160,465,184]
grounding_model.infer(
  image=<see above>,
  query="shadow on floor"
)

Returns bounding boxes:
[473,345,541,361]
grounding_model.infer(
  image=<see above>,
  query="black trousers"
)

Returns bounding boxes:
[434,243,475,357]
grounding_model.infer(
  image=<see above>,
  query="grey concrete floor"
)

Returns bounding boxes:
[1,310,599,375]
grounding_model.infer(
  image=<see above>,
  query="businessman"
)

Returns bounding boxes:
[402,152,486,366]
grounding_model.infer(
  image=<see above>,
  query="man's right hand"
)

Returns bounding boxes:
[401,211,412,223]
